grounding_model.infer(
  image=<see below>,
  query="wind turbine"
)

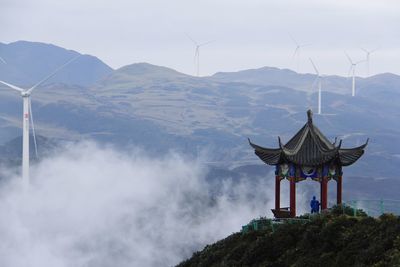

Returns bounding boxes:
[0,56,6,64]
[289,34,309,72]
[309,58,322,115]
[0,55,80,187]
[345,52,364,97]
[361,47,379,77]
[186,34,212,77]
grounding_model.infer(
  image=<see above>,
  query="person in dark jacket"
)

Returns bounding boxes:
[310,196,320,213]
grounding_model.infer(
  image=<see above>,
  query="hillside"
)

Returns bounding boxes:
[178,207,400,267]
[1,42,400,201]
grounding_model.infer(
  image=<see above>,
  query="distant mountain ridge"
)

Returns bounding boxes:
[1,41,400,201]
[0,41,113,87]
[211,66,400,95]
[98,63,195,90]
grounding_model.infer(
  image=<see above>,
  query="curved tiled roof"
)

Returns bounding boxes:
[249,110,368,166]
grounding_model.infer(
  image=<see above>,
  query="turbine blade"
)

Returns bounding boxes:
[185,33,198,45]
[288,33,299,46]
[0,56,6,64]
[292,47,299,60]
[309,58,319,75]
[370,47,380,53]
[198,40,213,47]
[27,54,81,94]
[360,47,368,53]
[28,98,39,159]
[0,80,25,92]
[344,51,353,64]
[347,65,353,77]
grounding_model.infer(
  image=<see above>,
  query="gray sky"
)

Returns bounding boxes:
[1,0,399,76]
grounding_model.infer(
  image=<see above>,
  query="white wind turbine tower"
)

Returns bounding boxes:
[309,58,322,115]
[361,47,379,77]
[0,55,79,187]
[345,52,364,97]
[289,34,309,72]
[186,34,212,77]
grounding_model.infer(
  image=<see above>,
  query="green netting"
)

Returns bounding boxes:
[345,199,400,217]
[241,200,400,234]
[241,217,310,233]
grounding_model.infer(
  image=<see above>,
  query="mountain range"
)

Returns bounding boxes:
[1,40,400,202]
[0,41,112,86]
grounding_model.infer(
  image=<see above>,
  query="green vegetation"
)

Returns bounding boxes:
[178,206,400,267]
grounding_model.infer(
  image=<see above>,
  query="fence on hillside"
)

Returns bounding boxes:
[344,199,400,217]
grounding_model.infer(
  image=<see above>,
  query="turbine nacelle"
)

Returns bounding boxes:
[21,91,30,97]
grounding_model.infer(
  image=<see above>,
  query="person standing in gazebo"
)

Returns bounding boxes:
[310,196,320,214]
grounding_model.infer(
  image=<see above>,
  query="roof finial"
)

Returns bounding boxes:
[307,109,313,124]
[338,139,343,148]
[278,136,283,148]
[333,137,338,145]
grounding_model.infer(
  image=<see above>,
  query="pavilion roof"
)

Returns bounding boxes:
[249,110,368,166]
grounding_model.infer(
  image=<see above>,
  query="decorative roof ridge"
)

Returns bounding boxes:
[333,137,338,145]
[278,136,283,149]
[247,138,282,152]
[282,124,308,152]
[337,139,343,148]
[281,126,310,155]
[282,121,336,155]
[308,124,338,152]
[339,138,369,151]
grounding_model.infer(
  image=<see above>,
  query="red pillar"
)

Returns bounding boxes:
[275,175,280,211]
[290,176,296,217]
[337,176,342,205]
[320,178,328,210]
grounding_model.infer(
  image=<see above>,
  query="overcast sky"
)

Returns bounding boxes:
[1,0,399,76]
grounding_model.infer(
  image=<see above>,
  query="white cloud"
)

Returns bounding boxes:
[0,141,280,266]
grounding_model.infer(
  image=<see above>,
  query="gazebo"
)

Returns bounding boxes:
[249,110,368,218]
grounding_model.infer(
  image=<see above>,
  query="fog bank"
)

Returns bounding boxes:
[0,141,279,267]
